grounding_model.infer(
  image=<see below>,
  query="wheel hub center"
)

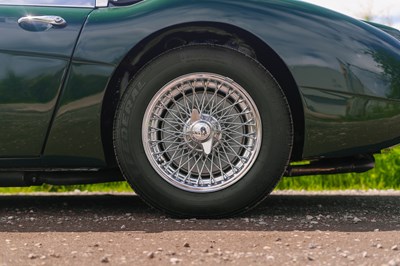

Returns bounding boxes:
[190,121,212,142]
[183,114,222,150]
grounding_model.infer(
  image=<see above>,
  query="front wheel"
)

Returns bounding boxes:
[114,45,293,217]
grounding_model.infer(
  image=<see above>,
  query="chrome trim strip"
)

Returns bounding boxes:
[0,0,104,7]
[0,4,94,7]
[95,0,108,7]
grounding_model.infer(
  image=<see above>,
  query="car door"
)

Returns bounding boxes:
[0,0,94,157]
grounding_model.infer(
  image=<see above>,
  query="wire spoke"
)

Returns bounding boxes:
[149,127,186,137]
[158,101,187,124]
[164,92,191,118]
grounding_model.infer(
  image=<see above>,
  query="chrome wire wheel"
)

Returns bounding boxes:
[142,73,262,193]
[115,45,293,217]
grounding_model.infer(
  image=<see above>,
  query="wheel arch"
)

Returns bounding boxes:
[101,22,305,165]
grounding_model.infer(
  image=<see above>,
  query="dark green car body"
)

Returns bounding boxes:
[1,0,400,174]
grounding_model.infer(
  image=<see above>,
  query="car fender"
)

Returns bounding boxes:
[44,0,400,164]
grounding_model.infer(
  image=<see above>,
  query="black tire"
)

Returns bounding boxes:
[114,45,293,218]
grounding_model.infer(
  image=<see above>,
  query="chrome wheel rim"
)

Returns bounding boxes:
[142,73,262,193]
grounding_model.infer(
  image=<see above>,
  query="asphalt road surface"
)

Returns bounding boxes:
[0,190,399,265]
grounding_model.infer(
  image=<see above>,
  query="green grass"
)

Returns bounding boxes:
[277,147,400,191]
[1,147,399,193]
[0,182,132,194]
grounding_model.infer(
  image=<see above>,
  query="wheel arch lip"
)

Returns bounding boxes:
[98,20,305,164]
[73,0,400,162]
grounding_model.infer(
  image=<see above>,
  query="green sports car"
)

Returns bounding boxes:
[0,0,399,217]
